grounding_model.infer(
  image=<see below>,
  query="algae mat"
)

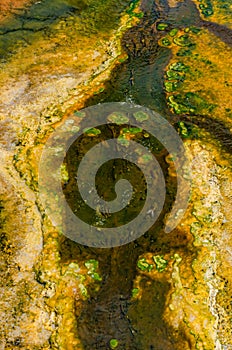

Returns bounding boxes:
[0,0,232,349]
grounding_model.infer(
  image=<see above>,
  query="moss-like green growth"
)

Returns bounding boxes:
[83,127,101,136]
[162,37,171,46]
[168,92,216,115]
[118,54,129,63]
[121,127,143,135]
[126,0,137,15]
[169,62,189,72]
[164,61,188,92]
[178,121,190,138]
[164,81,180,92]
[109,338,119,349]
[134,12,144,18]
[74,111,86,118]
[85,259,102,281]
[157,23,169,31]
[117,135,130,147]
[166,70,184,81]
[137,258,153,272]
[85,259,98,270]
[140,154,153,163]
[202,8,213,16]
[173,34,194,47]
[133,111,149,122]
[132,288,139,298]
[198,0,214,17]
[153,255,168,272]
[60,164,69,183]
[169,28,178,37]
[189,26,201,34]
[94,87,105,94]
[117,126,143,144]
[91,272,102,281]
[168,95,190,114]
[126,0,144,18]
[107,112,129,125]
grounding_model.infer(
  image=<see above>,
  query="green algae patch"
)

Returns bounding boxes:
[79,282,89,298]
[159,30,196,49]
[177,121,197,139]
[126,0,144,18]
[153,255,168,272]
[117,134,130,147]
[132,288,139,298]
[169,62,189,72]
[74,111,86,119]
[139,154,153,164]
[157,23,168,31]
[169,28,178,37]
[164,81,180,92]
[85,259,102,281]
[84,259,99,271]
[60,163,69,184]
[164,61,189,92]
[166,70,183,80]
[137,258,153,272]
[117,53,129,63]
[168,92,215,115]
[133,111,149,122]
[109,338,119,349]
[189,26,201,34]
[91,273,102,282]
[121,127,143,135]
[197,0,214,17]
[107,112,129,125]
[161,37,172,47]
[83,127,101,136]
[173,34,194,47]
[118,127,143,144]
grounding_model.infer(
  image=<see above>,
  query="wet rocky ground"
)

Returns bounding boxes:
[0,0,231,349]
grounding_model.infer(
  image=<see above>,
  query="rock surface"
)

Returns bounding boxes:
[0,0,231,349]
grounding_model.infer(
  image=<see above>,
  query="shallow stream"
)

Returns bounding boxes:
[0,0,232,349]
